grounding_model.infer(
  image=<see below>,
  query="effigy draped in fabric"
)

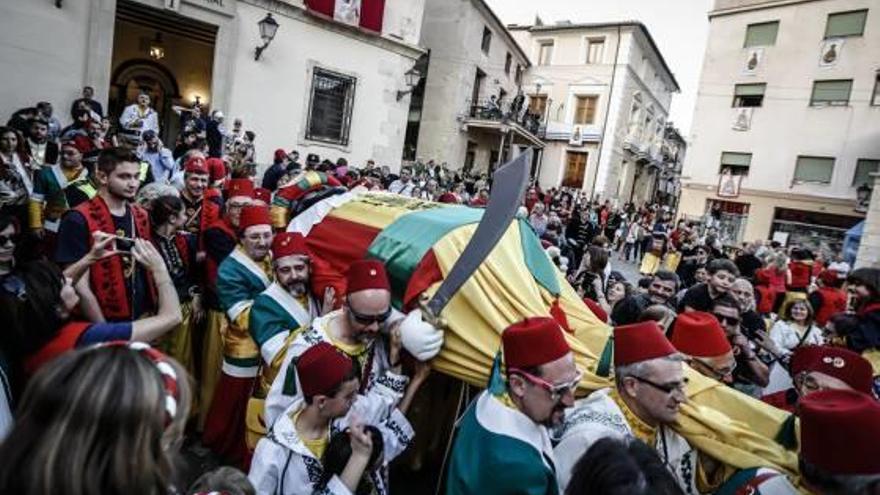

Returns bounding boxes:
[291,191,799,480]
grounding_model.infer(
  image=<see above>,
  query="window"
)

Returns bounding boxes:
[853,159,880,186]
[720,152,752,176]
[528,95,548,116]
[824,10,868,38]
[538,41,554,65]
[873,73,880,106]
[733,83,766,107]
[481,27,492,53]
[306,68,356,146]
[505,53,512,75]
[810,79,853,106]
[794,156,835,184]
[574,96,598,124]
[744,21,779,47]
[586,38,605,64]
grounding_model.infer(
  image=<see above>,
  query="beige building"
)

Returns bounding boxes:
[508,21,679,204]
[679,0,879,251]
[1,0,426,168]
[414,0,541,174]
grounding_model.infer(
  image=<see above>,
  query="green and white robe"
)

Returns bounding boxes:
[445,390,560,495]
[250,281,319,370]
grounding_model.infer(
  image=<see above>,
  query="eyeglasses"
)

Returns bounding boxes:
[713,313,741,326]
[508,368,583,403]
[346,298,392,325]
[227,201,250,210]
[0,234,18,247]
[630,375,689,395]
[690,358,736,381]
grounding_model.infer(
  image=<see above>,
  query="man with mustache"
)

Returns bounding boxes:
[203,204,274,465]
[554,321,698,493]
[445,317,579,495]
[55,147,155,322]
[245,232,335,449]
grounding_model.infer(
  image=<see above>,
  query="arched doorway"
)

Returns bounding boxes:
[109,59,182,144]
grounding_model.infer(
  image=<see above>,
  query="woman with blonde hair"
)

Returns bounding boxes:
[0,342,191,494]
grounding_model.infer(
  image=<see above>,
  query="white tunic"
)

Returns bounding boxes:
[553,388,700,494]
[249,396,415,495]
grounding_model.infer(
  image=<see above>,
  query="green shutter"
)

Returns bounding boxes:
[811,80,853,104]
[794,157,834,183]
[825,10,868,38]
[721,152,752,167]
[853,159,880,187]
[734,83,766,96]
[744,21,779,47]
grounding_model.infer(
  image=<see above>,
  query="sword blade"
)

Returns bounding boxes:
[426,149,532,317]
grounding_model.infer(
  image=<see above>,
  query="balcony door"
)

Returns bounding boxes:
[563,151,588,188]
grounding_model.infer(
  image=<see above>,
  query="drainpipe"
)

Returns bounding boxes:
[590,24,621,200]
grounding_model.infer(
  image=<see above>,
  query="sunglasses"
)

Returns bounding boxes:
[713,313,741,326]
[0,234,18,247]
[346,298,392,325]
[509,368,583,403]
[691,358,736,381]
[631,375,689,395]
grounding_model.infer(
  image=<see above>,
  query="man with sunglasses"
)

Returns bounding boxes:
[204,204,275,465]
[762,345,874,414]
[711,295,770,394]
[554,321,700,494]
[264,259,444,429]
[670,311,736,385]
[445,317,577,495]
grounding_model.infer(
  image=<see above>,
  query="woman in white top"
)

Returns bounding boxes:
[764,299,824,394]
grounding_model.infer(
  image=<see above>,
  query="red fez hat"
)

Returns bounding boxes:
[437,193,458,204]
[502,317,571,369]
[817,269,839,287]
[226,178,254,199]
[254,188,272,204]
[799,389,880,475]
[272,232,310,261]
[274,148,288,162]
[61,138,90,155]
[614,321,677,367]
[184,156,209,175]
[583,298,608,323]
[791,345,874,395]
[238,205,271,231]
[207,158,226,182]
[296,342,354,398]
[670,311,732,358]
[346,259,390,293]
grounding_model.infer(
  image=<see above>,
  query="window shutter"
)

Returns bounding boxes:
[853,159,880,186]
[360,0,386,32]
[795,157,834,183]
[812,80,852,103]
[305,0,335,17]
[825,10,867,38]
[745,22,779,47]
[721,152,752,167]
[734,84,766,96]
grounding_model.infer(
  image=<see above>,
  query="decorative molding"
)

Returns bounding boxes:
[682,181,859,206]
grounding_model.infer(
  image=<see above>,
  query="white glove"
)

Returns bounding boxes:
[398,308,444,361]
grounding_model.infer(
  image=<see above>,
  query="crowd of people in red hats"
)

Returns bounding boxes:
[0,89,878,495]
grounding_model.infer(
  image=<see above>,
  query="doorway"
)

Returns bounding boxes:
[110,0,217,144]
[563,151,588,188]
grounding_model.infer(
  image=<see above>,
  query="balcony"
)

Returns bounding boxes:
[465,97,543,135]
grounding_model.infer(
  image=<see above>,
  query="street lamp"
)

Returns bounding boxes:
[254,13,280,61]
[396,67,422,101]
[149,32,165,61]
[856,182,872,213]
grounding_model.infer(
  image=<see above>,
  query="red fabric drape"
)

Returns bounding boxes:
[305,0,335,17]
[360,0,385,32]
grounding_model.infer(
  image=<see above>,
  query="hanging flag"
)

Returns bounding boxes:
[304,0,385,33]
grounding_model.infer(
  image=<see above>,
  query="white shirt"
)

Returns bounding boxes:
[388,180,414,197]
[120,104,160,135]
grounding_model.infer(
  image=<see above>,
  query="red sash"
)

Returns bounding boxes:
[174,232,192,272]
[74,196,155,320]
[23,321,91,376]
[815,287,847,326]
